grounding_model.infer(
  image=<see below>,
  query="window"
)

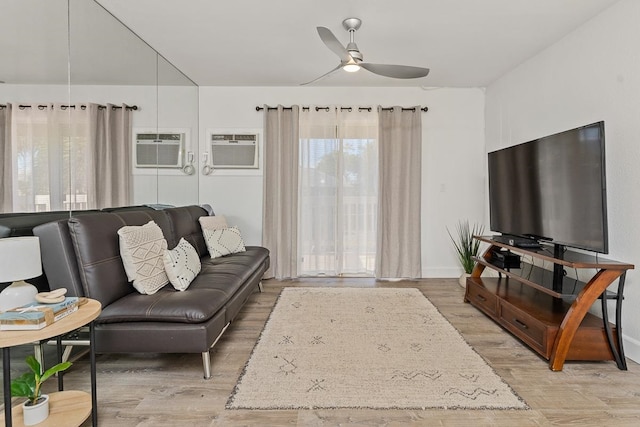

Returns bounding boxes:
[11,105,89,212]
[298,108,378,276]
[2,103,133,213]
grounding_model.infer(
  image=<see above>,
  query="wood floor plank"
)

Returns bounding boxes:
[4,278,640,426]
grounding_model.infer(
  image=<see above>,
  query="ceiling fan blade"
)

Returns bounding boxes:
[316,27,352,63]
[360,63,430,79]
[300,63,343,86]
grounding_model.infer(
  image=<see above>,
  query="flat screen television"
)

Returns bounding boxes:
[488,121,608,254]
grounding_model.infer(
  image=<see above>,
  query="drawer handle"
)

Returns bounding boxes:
[475,294,487,302]
[513,318,528,329]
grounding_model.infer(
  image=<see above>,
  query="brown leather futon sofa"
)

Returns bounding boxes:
[31,205,269,378]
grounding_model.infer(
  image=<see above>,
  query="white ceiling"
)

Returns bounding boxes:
[95,0,621,87]
[0,0,621,88]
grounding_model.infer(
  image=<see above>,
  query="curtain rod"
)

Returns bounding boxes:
[255,105,428,112]
[0,104,138,111]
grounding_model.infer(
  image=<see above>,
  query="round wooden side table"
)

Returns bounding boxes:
[0,299,101,427]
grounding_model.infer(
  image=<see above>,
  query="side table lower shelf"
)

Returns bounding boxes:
[0,391,90,427]
[465,276,618,366]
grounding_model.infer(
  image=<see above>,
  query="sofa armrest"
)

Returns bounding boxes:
[33,219,86,297]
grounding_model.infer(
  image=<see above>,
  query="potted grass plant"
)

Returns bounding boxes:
[447,220,484,287]
[11,355,72,426]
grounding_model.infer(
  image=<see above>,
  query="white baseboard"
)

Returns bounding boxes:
[421,267,461,278]
[623,334,640,365]
[421,267,501,279]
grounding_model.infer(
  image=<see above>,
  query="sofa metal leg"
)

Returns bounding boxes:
[258,281,264,293]
[202,322,231,379]
[202,351,212,379]
[62,345,74,363]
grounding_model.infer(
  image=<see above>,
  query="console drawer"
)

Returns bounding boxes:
[466,279,498,317]
[499,301,549,357]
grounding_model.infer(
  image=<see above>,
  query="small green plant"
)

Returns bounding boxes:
[447,220,484,274]
[11,355,72,406]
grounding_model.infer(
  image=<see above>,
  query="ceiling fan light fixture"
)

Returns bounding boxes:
[343,63,361,72]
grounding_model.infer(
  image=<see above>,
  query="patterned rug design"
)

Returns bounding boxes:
[227,287,527,410]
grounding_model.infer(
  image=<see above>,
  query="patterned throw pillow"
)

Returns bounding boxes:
[198,215,228,232]
[163,238,201,291]
[117,221,169,295]
[203,226,246,258]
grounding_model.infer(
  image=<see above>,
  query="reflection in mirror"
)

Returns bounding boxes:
[0,0,69,85]
[74,0,200,210]
[69,0,160,212]
[0,0,72,215]
[156,55,199,207]
[0,0,199,217]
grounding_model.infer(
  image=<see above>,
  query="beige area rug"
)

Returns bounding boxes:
[227,287,527,410]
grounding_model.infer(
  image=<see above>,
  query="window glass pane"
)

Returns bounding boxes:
[299,109,378,276]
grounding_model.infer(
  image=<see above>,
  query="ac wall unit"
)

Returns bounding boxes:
[135,132,184,168]
[210,133,259,169]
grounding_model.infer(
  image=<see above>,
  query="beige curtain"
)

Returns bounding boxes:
[87,103,132,209]
[375,107,422,279]
[0,105,11,212]
[7,103,70,212]
[1,103,132,213]
[262,105,300,279]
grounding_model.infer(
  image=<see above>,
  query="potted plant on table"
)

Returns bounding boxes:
[447,220,484,287]
[11,355,72,426]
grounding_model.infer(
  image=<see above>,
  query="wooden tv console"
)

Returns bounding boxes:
[465,236,634,371]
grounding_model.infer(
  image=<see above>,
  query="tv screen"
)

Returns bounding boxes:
[488,121,608,253]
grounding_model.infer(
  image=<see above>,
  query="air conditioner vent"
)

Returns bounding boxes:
[210,133,258,168]
[135,132,184,168]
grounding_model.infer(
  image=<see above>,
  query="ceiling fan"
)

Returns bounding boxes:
[302,17,430,85]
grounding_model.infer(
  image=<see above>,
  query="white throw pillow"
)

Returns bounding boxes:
[203,226,246,258]
[198,215,228,232]
[163,238,201,291]
[117,221,169,295]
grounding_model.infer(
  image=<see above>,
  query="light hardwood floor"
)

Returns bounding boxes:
[5,278,640,426]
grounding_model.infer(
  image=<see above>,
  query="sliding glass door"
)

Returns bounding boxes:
[298,108,378,276]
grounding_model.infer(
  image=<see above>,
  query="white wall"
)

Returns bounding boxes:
[3,84,489,277]
[485,0,640,362]
[198,86,486,277]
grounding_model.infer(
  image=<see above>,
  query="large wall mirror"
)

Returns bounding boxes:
[0,0,199,215]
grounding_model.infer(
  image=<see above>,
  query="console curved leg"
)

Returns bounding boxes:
[614,273,628,369]
[549,269,623,371]
[474,244,496,277]
[465,245,493,303]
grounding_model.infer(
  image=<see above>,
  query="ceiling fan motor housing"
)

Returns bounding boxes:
[346,43,363,62]
[343,18,363,62]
